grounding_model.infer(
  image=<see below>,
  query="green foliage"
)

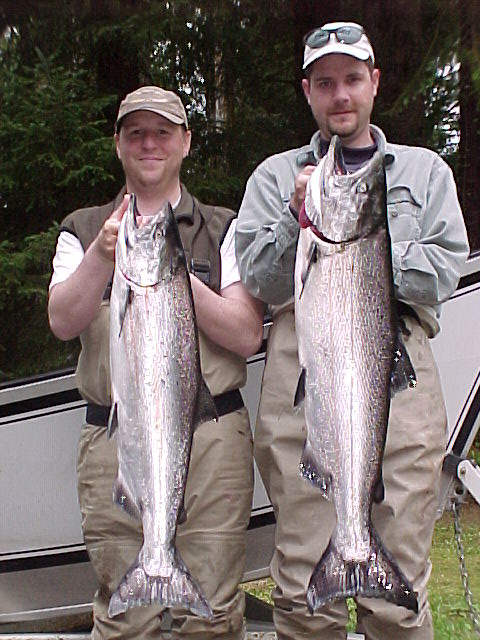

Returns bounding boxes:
[429,505,480,639]
[0,225,79,382]
[364,0,460,153]
[0,46,120,241]
[470,436,480,466]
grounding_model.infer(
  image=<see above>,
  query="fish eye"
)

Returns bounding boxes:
[153,223,166,239]
[356,182,368,193]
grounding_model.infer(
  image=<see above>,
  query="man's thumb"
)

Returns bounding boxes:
[110,194,130,221]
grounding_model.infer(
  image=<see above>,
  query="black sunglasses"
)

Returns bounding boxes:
[303,25,364,49]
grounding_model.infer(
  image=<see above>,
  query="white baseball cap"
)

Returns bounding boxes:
[303,22,375,70]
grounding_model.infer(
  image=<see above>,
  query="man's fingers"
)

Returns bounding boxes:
[94,196,129,263]
[290,164,317,213]
[296,165,316,191]
[303,164,317,176]
[298,164,316,184]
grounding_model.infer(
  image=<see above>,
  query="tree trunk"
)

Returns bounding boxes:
[457,0,480,254]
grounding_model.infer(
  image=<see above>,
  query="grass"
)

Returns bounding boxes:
[242,499,480,637]
[429,500,480,639]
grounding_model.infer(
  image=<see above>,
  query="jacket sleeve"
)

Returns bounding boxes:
[235,158,300,305]
[391,154,470,308]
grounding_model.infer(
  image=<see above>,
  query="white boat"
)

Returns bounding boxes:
[1,255,479,632]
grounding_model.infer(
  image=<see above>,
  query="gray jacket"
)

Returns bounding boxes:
[235,125,470,337]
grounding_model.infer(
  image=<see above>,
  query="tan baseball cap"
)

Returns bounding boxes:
[115,86,188,131]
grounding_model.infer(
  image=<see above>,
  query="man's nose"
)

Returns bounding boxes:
[141,131,158,147]
[333,82,349,102]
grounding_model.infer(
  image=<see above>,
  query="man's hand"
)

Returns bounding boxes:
[289,165,316,215]
[94,194,130,263]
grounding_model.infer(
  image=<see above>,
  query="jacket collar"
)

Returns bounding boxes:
[173,184,196,224]
[369,125,395,167]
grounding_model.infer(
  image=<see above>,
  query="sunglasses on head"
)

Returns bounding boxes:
[303,25,364,49]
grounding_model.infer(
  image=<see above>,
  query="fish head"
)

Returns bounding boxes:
[305,135,386,243]
[116,193,187,287]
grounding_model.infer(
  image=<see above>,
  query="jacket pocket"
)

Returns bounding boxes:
[387,186,422,241]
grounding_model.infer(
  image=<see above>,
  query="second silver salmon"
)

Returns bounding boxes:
[294,136,418,614]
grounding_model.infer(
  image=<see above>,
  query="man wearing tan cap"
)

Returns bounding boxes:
[48,85,264,639]
[236,21,469,640]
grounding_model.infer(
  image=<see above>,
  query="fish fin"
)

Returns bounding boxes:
[118,285,132,338]
[294,369,306,408]
[112,477,141,520]
[299,439,331,498]
[299,242,318,299]
[307,529,418,614]
[373,471,385,504]
[390,332,417,395]
[107,403,118,438]
[193,377,218,428]
[177,500,187,525]
[108,544,213,620]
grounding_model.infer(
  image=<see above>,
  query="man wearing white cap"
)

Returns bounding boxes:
[49,85,264,639]
[236,22,469,639]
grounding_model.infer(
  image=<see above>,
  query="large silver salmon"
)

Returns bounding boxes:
[294,136,418,613]
[108,194,215,619]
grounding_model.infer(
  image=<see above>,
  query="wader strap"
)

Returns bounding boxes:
[86,389,244,426]
[180,198,212,287]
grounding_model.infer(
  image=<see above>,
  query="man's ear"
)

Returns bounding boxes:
[183,129,192,158]
[372,68,380,98]
[302,78,311,105]
[114,133,121,160]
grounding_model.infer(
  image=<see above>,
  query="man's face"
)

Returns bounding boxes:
[115,110,191,192]
[302,54,380,147]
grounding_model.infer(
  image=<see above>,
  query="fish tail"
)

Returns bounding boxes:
[307,531,418,614]
[108,546,213,619]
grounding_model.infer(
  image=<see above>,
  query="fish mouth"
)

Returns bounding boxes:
[330,136,347,176]
[318,135,347,199]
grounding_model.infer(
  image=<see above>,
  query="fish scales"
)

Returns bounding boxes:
[294,136,418,613]
[298,227,393,558]
[108,194,215,619]
[118,277,195,557]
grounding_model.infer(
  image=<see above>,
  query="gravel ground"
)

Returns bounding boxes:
[0,635,278,640]
[0,631,369,639]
